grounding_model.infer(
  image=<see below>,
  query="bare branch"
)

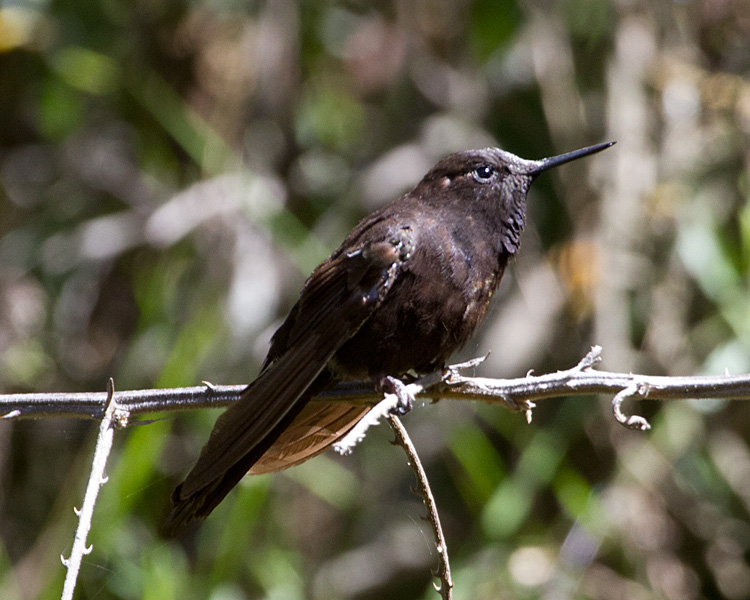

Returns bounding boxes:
[386,414,453,600]
[3,346,750,431]
[6,345,749,600]
[61,379,129,600]
[0,384,249,420]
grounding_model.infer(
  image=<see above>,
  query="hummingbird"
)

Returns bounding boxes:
[167,140,614,530]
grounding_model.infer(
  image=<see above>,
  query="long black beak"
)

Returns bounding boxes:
[527,141,616,177]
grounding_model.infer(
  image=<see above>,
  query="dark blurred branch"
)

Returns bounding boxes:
[0,384,248,420]
[3,346,750,429]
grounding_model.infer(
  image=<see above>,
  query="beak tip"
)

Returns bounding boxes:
[529,140,617,176]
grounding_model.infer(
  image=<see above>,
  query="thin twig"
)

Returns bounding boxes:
[61,379,129,600]
[333,370,444,454]
[386,413,453,600]
[612,382,651,431]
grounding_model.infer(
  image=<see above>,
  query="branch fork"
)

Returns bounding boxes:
[60,379,130,600]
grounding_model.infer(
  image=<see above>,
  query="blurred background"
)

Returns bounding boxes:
[0,0,749,598]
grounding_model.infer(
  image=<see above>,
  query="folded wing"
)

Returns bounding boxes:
[167,231,410,529]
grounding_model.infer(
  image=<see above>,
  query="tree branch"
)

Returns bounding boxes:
[3,346,750,430]
[386,413,453,600]
[61,379,128,600]
[6,344,749,600]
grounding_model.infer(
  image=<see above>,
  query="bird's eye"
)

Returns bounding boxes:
[473,165,495,181]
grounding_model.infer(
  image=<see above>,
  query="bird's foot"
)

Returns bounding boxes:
[380,375,414,415]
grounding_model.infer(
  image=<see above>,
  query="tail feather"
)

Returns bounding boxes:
[165,391,310,533]
[249,402,370,474]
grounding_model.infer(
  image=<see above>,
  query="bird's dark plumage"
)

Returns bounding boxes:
[167,142,614,531]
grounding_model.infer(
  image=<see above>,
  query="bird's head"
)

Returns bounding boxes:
[414,141,615,254]
[420,141,615,209]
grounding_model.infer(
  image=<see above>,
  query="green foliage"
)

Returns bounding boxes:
[1,0,749,599]
[469,0,520,60]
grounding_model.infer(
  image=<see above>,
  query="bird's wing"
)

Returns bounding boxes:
[168,228,412,528]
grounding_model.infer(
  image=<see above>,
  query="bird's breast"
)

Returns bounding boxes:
[331,223,507,379]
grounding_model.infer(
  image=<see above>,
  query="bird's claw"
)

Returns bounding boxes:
[381,375,414,415]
